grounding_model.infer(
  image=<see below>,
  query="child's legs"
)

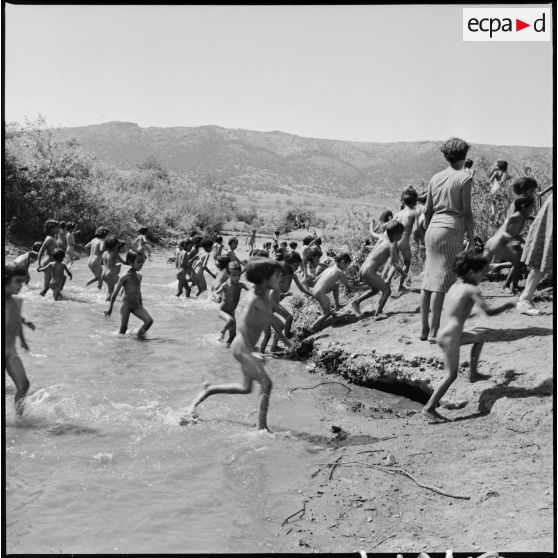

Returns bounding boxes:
[311,293,331,330]
[398,252,412,290]
[5,354,30,413]
[460,330,486,379]
[105,274,117,300]
[119,305,132,334]
[131,306,154,335]
[239,351,272,430]
[424,337,459,412]
[219,310,235,333]
[498,243,521,289]
[196,271,207,294]
[260,324,272,352]
[226,321,237,344]
[275,305,292,337]
[40,266,52,294]
[355,269,381,305]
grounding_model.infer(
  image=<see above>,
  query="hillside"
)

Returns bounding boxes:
[50,122,552,199]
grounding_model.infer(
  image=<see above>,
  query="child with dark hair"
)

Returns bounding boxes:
[182,257,291,430]
[422,251,514,423]
[385,187,419,294]
[133,227,153,259]
[14,242,41,285]
[193,239,217,296]
[507,176,539,218]
[85,226,109,289]
[37,248,73,300]
[488,160,509,195]
[485,195,534,293]
[101,235,125,301]
[211,236,224,261]
[370,209,394,241]
[5,263,36,415]
[288,240,299,254]
[309,253,352,332]
[226,237,246,267]
[211,254,231,300]
[351,220,406,321]
[215,261,248,346]
[37,219,60,296]
[105,250,153,337]
[301,235,315,278]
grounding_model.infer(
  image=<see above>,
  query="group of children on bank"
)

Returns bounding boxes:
[5,170,548,427]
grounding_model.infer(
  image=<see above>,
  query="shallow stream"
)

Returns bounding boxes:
[5,250,420,553]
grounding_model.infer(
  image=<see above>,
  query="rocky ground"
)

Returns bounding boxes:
[278,281,553,553]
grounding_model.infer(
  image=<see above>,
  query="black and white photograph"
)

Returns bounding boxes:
[3,3,554,555]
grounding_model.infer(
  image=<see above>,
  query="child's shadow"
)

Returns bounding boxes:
[476,326,553,342]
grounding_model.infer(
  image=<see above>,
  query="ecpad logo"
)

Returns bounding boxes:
[463,8,551,41]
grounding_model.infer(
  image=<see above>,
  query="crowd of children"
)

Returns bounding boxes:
[5,166,551,428]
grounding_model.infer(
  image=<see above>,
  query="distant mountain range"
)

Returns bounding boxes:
[50,121,552,199]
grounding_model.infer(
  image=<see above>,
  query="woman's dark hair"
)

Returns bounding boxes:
[440,137,470,164]
[514,194,534,212]
[378,210,393,223]
[512,176,538,195]
[464,159,473,168]
[289,241,298,250]
[201,238,214,251]
[453,250,488,277]
[401,187,418,207]
[104,235,119,251]
[32,241,42,252]
[302,235,314,246]
[125,250,141,265]
[4,262,27,283]
[335,252,352,265]
[385,220,405,241]
[245,257,282,284]
[215,254,231,270]
[52,248,65,262]
[44,219,59,235]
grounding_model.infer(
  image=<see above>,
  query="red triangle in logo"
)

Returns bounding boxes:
[516,18,530,31]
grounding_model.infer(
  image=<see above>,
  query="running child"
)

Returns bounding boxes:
[351,220,406,321]
[211,254,231,301]
[369,209,393,241]
[37,219,60,296]
[193,239,217,296]
[101,235,125,301]
[211,236,224,262]
[14,242,41,285]
[215,261,248,346]
[133,227,153,259]
[176,240,196,298]
[85,226,109,289]
[105,250,153,337]
[65,222,79,267]
[37,248,73,300]
[5,263,35,415]
[385,187,418,294]
[226,237,246,266]
[246,229,257,256]
[181,258,292,430]
[484,195,533,293]
[422,251,514,423]
[310,252,352,332]
[304,246,329,288]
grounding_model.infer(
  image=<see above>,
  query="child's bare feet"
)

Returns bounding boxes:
[422,408,449,423]
[469,372,491,383]
[374,312,388,321]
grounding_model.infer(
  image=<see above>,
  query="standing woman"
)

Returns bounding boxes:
[37,219,60,296]
[420,138,475,341]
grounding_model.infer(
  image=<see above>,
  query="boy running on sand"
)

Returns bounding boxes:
[101,235,125,301]
[105,250,153,337]
[422,251,514,423]
[5,263,36,415]
[14,242,41,285]
[484,195,533,294]
[215,261,248,346]
[181,258,292,430]
[351,220,406,321]
[309,253,352,332]
[37,249,73,300]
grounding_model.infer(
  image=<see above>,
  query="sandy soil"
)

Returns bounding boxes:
[277,281,554,553]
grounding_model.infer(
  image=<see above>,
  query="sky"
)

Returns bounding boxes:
[4,4,554,147]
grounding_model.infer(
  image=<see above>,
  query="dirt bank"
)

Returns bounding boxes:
[278,282,553,553]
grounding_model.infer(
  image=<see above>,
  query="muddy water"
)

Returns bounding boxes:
[5,250,421,553]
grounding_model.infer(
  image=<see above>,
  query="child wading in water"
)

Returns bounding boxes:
[351,220,406,321]
[105,250,153,337]
[133,227,153,259]
[14,242,41,285]
[85,227,109,289]
[310,252,352,332]
[181,258,292,430]
[215,261,248,346]
[65,222,79,267]
[192,239,217,296]
[37,219,60,296]
[101,235,125,301]
[37,248,73,300]
[422,251,514,423]
[5,263,36,415]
